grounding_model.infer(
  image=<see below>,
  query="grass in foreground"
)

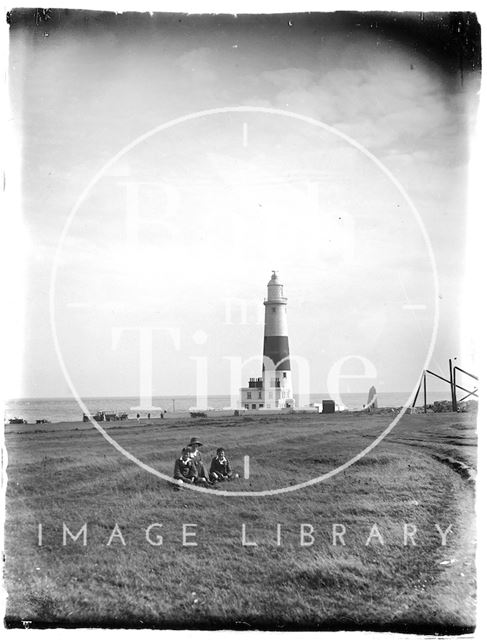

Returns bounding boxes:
[4,411,477,631]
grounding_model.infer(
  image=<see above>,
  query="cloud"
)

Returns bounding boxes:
[177,46,225,95]
[261,67,315,90]
[12,17,478,396]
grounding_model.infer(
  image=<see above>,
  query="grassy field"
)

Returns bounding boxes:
[4,410,477,631]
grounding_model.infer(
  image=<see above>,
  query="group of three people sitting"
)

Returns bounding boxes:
[173,437,235,486]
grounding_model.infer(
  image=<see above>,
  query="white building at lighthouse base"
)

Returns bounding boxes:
[240,374,295,410]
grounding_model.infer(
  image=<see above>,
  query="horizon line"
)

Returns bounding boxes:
[6,390,454,402]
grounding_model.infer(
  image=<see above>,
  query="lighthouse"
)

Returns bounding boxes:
[240,271,295,410]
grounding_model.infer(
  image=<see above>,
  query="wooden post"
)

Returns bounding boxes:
[458,388,478,402]
[412,377,422,408]
[449,359,457,412]
[423,371,427,414]
[426,368,475,396]
[452,366,458,412]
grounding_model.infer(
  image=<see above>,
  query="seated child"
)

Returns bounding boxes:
[187,437,211,483]
[173,447,197,484]
[209,447,234,482]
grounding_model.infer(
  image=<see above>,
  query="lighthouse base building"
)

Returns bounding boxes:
[240,271,295,410]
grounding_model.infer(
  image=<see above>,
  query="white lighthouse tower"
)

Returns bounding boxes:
[240,271,295,410]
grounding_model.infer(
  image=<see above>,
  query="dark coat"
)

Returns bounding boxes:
[189,450,209,479]
[173,458,197,483]
[210,456,232,477]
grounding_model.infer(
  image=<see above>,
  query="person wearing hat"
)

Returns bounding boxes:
[187,437,211,483]
[209,447,234,482]
[173,447,198,485]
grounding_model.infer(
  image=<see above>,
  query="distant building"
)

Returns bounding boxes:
[240,272,295,410]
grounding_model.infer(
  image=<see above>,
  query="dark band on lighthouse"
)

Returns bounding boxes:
[263,336,291,371]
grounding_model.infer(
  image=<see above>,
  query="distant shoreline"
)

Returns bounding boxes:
[6,391,439,402]
[5,398,478,428]
[5,391,476,426]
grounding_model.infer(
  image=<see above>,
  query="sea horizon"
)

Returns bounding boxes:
[7,390,429,401]
[4,391,457,424]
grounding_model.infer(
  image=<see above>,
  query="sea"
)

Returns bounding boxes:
[4,391,452,424]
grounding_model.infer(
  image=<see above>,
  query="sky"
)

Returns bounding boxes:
[6,10,481,400]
